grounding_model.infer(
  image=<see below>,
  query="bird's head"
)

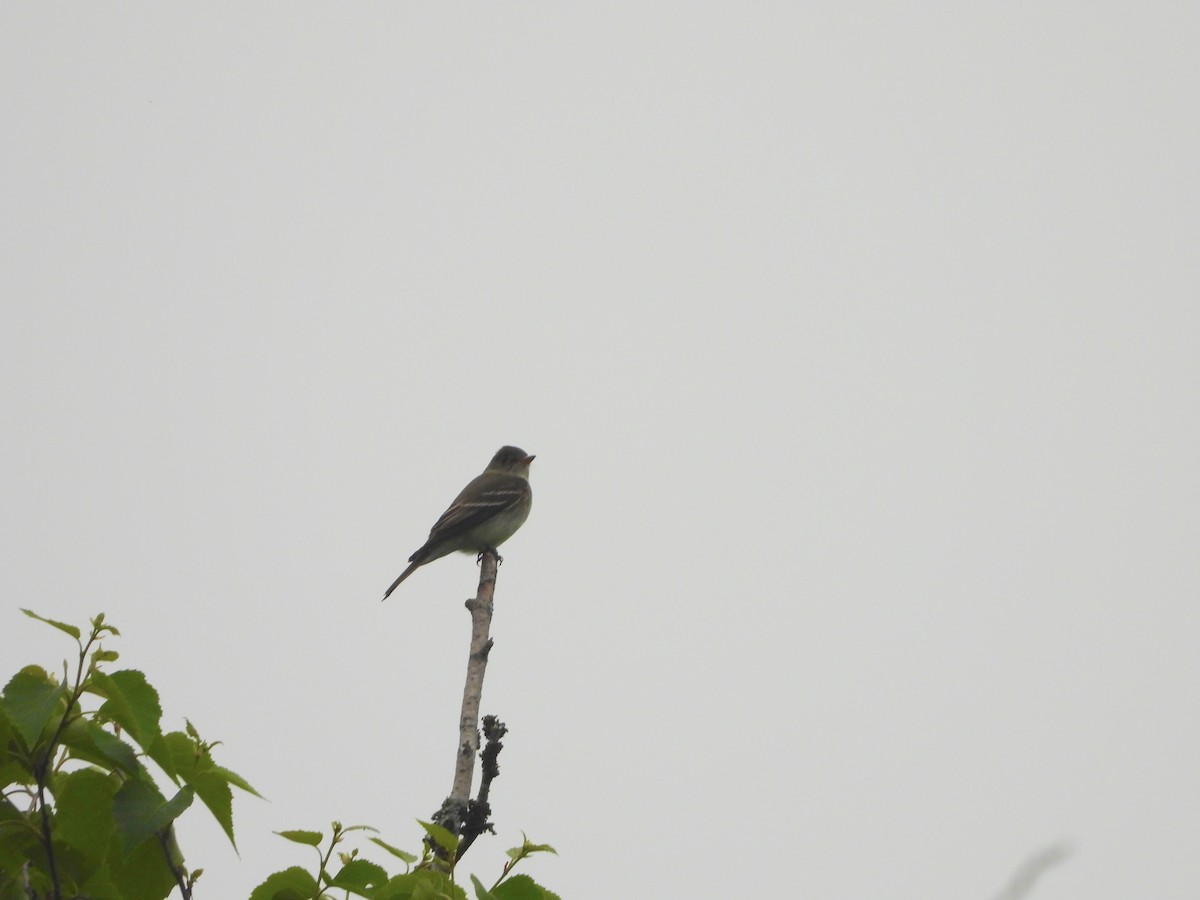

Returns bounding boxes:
[489,445,535,475]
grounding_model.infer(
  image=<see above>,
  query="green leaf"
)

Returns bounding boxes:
[494,875,559,900]
[163,729,201,779]
[471,874,498,900]
[92,648,120,664]
[92,670,163,750]
[212,763,264,798]
[0,702,12,768]
[506,836,557,860]
[112,777,194,855]
[248,866,320,900]
[369,836,419,864]
[165,727,220,784]
[59,720,140,775]
[91,612,120,637]
[376,871,467,900]
[418,819,459,855]
[1,669,66,747]
[0,757,30,793]
[21,608,81,641]
[276,829,324,846]
[0,797,40,879]
[55,768,118,863]
[192,770,236,848]
[89,725,139,773]
[77,864,124,900]
[329,859,389,893]
[141,731,178,782]
[106,833,177,900]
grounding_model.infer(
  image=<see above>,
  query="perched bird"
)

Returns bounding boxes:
[382,446,535,599]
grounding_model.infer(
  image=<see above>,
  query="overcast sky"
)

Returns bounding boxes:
[3,5,1198,899]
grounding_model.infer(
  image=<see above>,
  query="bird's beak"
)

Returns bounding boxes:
[523,454,536,466]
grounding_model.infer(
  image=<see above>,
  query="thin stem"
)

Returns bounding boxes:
[35,779,59,899]
[313,825,343,899]
[158,827,192,899]
[33,628,98,899]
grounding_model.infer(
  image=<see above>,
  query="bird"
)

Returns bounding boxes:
[382,446,535,599]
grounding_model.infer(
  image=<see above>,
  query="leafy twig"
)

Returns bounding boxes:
[26,611,114,900]
[158,827,192,900]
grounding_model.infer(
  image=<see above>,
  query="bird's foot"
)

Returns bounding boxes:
[476,548,504,566]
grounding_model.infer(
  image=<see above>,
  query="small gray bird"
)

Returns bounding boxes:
[382,446,534,599]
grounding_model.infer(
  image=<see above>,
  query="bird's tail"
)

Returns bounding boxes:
[382,560,421,601]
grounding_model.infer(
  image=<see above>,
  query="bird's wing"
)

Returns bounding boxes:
[421,473,530,547]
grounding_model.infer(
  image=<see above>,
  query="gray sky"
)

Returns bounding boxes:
[3,5,1198,898]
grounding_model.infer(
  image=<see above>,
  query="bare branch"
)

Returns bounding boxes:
[430,550,499,859]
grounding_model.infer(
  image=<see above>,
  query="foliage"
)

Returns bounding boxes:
[0,610,258,899]
[251,822,558,900]
[1,612,561,899]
